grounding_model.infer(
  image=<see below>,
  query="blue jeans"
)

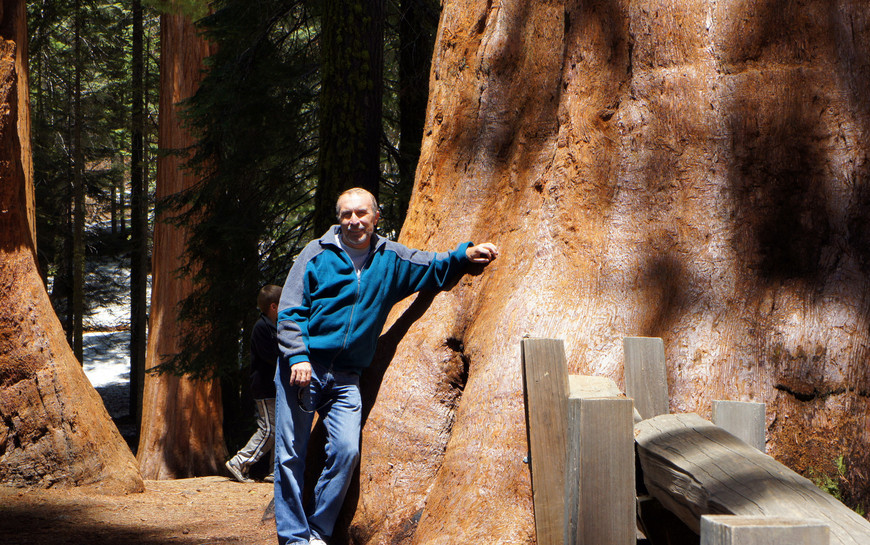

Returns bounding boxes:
[274,362,362,545]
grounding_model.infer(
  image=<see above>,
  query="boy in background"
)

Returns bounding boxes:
[226,284,282,483]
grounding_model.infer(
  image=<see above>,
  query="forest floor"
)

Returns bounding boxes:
[0,477,277,544]
[2,228,280,544]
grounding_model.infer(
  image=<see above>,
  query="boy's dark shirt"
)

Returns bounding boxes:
[250,314,279,399]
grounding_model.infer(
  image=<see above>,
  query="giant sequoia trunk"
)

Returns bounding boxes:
[0,0,143,494]
[136,14,226,479]
[348,0,870,542]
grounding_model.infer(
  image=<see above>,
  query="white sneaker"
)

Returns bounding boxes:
[310,538,327,545]
[225,459,253,483]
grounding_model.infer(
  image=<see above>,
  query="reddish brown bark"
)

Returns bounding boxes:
[136,14,226,479]
[7,0,32,253]
[349,0,870,542]
[0,0,142,494]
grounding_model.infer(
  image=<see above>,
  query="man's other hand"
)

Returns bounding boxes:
[466,242,498,264]
[290,362,312,387]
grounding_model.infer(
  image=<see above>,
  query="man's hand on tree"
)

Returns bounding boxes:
[466,242,499,264]
[290,362,312,387]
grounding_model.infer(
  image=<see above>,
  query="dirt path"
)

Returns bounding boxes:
[0,477,276,544]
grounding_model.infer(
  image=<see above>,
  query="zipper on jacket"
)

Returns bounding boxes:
[339,275,361,354]
[329,246,371,371]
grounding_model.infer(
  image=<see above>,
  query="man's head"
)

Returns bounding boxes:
[258,284,282,322]
[336,188,380,250]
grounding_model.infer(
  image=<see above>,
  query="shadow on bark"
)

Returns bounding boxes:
[723,0,870,511]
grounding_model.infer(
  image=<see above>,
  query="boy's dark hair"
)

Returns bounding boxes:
[257,284,282,314]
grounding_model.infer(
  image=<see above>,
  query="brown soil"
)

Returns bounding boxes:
[0,477,276,545]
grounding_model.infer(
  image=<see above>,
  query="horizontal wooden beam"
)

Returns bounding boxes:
[636,413,870,545]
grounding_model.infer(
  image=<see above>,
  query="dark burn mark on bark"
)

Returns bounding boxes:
[774,384,870,401]
[444,337,470,394]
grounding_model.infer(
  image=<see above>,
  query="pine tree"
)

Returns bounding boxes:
[0,0,144,494]
[313,0,385,235]
[394,0,439,229]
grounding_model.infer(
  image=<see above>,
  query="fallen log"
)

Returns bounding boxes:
[635,413,870,545]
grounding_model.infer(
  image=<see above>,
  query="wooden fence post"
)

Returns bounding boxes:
[701,515,829,545]
[623,337,669,419]
[565,391,635,545]
[522,338,569,545]
[712,400,766,452]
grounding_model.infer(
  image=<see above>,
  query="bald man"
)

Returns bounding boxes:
[273,188,497,545]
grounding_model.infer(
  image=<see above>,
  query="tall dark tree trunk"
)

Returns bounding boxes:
[58,56,74,343]
[119,168,126,235]
[59,183,73,340]
[115,169,125,237]
[111,182,117,234]
[0,0,143,494]
[71,0,84,362]
[129,0,147,434]
[395,0,438,228]
[313,0,385,234]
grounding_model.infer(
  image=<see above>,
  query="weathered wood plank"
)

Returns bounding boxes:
[567,374,623,399]
[522,338,570,545]
[701,515,829,545]
[568,374,644,424]
[636,413,870,545]
[623,337,669,419]
[565,395,635,545]
[712,400,766,453]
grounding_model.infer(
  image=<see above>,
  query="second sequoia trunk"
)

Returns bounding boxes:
[135,13,226,479]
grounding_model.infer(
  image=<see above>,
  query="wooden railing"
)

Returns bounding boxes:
[521,337,870,545]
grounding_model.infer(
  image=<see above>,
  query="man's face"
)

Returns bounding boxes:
[337,192,379,250]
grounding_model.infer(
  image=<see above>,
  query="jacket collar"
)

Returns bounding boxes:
[319,225,386,252]
[259,313,277,329]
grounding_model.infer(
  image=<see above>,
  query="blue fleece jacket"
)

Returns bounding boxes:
[277,226,472,374]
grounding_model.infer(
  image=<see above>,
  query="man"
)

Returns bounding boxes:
[274,188,497,545]
[226,284,282,483]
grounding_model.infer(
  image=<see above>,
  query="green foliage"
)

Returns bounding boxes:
[809,455,846,501]
[808,455,867,517]
[144,0,208,19]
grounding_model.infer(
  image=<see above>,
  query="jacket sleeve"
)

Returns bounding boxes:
[392,241,473,299]
[277,245,317,367]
